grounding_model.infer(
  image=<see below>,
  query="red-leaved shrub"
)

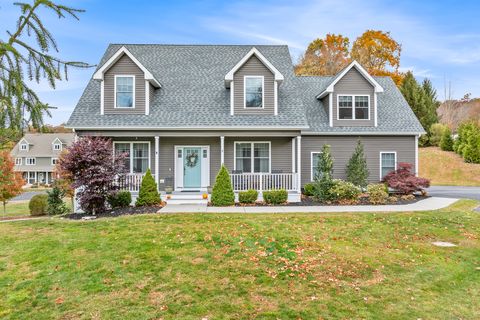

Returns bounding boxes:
[382,162,430,195]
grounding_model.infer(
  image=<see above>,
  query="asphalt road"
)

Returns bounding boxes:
[427,186,480,200]
[11,190,47,202]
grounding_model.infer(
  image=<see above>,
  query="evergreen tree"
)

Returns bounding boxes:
[346,139,369,188]
[211,165,235,206]
[135,169,161,206]
[440,127,454,151]
[313,144,336,202]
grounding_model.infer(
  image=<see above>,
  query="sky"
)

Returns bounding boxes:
[1,0,480,125]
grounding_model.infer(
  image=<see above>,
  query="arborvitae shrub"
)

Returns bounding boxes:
[135,169,161,206]
[211,165,235,206]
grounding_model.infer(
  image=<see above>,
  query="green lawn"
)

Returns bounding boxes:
[1,198,72,219]
[1,200,479,319]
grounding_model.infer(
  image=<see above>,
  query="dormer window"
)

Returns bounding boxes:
[244,76,264,108]
[53,143,61,151]
[20,143,28,151]
[338,95,369,120]
[115,75,135,108]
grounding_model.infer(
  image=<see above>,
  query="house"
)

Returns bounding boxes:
[66,45,424,202]
[10,133,75,185]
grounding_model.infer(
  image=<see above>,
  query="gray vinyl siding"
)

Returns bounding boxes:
[224,137,294,173]
[104,54,146,114]
[14,157,55,172]
[332,67,375,127]
[233,55,275,115]
[301,136,416,185]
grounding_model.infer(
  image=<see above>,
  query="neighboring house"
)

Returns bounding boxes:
[67,45,424,202]
[10,133,75,185]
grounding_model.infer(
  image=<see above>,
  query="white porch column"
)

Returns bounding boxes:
[220,136,225,165]
[154,136,160,190]
[296,136,301,192]
[415,135,419,177]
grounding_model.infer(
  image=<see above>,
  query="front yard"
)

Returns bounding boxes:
[1,200,479,319]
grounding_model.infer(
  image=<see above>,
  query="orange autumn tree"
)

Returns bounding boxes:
[52,150,75,212]
[351,30,404,86]
[0,151,24,215]
[295,34,350,75]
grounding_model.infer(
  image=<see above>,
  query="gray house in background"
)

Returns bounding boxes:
[67,44,424,203]
[10,133,75,185]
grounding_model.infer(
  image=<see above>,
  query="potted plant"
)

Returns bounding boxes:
[207,186,213,194]
[165,186,173,194]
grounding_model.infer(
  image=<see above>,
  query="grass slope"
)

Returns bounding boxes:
[419,147,480,186]
[0,201,479,319]
[1,198,72,219]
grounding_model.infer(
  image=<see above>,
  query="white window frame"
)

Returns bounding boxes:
[51,158,58,166]
[337,94,370,120]
[243,76,265,109]
[20,143,28,151]
[26,157,36,166]
[234,141,271,173]
[15,158,22,165]
[379,151,397,179]
[53,143,61,151]
[113,141,151,174]
[114,75,136,109]
[310,151,322,181]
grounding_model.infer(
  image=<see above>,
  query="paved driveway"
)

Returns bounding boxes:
[427,186,480,200]
[11,190,47,202]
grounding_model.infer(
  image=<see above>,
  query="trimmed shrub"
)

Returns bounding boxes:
[238,189,258,204]
[382,162,430,195]
[330,180,361,201]
[367,183,388,205]
[211,165,235,206]
[263,189,288,205]
[303,183,315,196]
[429,123,448,146]
[46,187,69,215]
[29,194,48,216]
[108,191,132,208]
[135,169,161,206]
[346,139,369,188]
[387,196,399,203]
[313,178,336,202]
[400,194,416,201]
[440,127,454,151]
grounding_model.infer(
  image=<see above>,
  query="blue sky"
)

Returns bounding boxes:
[1,0,480,125]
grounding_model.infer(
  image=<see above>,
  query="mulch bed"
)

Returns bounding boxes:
[215,194,428,207]
[63,205,163,220]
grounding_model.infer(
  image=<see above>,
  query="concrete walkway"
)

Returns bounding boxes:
[160,197,459,214]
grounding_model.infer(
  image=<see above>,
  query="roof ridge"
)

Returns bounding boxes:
[108,43,289,47]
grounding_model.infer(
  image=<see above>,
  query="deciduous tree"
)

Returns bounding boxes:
[295,34,350,75]
[0,151,24,215]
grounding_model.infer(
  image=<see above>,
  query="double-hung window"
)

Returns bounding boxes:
[26,157,36,165]
[53,143,61,151]
[244,76,264,108]
[51,158,58,165]
[380,152,396,178]
[114,142,149,174]
[235,142,270,173]
[15,158,22,165]
[311,152,322,181]
[338,95,369,120]
[115,76,135,108]
[20,143,28,151]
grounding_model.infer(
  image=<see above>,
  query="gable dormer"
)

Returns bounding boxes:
[93,46,161,116]
[316,61,383,127]
[52,137,63,151]
[19,138,29,151]
[225,47,284,116]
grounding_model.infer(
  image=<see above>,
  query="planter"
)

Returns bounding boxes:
[207,186,213,194]
[165,186,173,194]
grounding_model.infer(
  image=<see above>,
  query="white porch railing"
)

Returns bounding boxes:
[117,173,156,192]
[229,173,299,192]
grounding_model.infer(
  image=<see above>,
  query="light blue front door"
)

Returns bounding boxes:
[183,147,202,188]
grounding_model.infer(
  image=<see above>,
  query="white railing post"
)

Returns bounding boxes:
[259,173,263,192]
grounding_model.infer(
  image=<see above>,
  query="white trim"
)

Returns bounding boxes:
[291,137,295,173]
[225,47,284,87]
[415,135,419,177]
[230,81,234,115]
[316,60,383,99]
[51,158,58,166]
[174,145,210,191]
[145,80,150,115]
[93,46,161,87]
[52,138,62,151]
[243,76,265,109]
[374,92,378,127]
[379,151,397,180]
[274,81,278,115]
[154,136,160,188]
[220,136,225,165]
[19,138,29,151]
[15,158,22,165]
[310,151,322,181]
[336,94,370,121]
[113,141,151,174]
[233,141,272,173]
[25,157,36,166]
[114,75,136,109]
[328,92,333,127]
[296,136,302,192]
[301,131,426,136]
[100,81,104,115]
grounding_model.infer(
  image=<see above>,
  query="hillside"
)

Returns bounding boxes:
[419,147,480,186]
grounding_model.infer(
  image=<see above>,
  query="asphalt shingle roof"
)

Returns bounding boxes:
[67,44,424,134]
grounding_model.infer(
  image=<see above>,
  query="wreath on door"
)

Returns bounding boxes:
[185,151,199,167]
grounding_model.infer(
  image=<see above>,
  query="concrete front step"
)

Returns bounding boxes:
[164,192,209,205]
[165,199,209,205]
